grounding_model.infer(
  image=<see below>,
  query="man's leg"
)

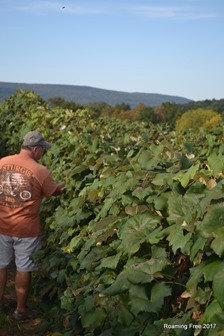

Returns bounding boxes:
[0,268,7,307]
[13,236,40,320]
[0,234,13,309]
[15,271,31,312]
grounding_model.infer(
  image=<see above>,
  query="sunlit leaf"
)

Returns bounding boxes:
[198,205,224,256]
[187,260,223,290]
[136,145,164,170]
[167,225,192,254]
[119,212,160,254]
[173,162,200,188]
[98,252,122,270]
[207,152,224,177]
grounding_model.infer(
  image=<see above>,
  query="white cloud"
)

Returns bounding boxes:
[132,6,181,18]
[6,1,220,19]
[131,5,218,20]
[14,1,62,12]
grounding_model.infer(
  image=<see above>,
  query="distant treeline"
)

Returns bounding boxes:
[47,96,224,129]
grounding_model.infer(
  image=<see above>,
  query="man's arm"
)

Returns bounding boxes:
[52,181,65,196]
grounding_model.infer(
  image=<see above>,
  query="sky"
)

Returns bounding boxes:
[1,0,224,101]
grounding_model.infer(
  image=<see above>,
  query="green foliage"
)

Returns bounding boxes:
[138,106,155,122]
[175,108,222,131]
[2,91,224,335]
[47,96,83,111]
[0,89,47,156]
[181,98,224,115]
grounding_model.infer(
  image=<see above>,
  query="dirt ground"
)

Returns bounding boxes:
[0,264,42,336]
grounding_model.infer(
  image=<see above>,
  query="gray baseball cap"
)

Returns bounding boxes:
[22,131,51,149]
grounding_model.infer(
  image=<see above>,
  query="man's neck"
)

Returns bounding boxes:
[19,149,36,161]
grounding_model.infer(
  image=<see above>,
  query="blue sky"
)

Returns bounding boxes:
[1,0,224,101]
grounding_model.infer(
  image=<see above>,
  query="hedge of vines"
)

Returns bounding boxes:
[1,90,224,336]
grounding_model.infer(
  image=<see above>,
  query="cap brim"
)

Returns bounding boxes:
[39,141,52,149]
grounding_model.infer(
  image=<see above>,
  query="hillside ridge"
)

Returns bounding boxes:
[0,81,192,107]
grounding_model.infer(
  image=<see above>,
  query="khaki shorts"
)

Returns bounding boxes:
[0,234,41,272]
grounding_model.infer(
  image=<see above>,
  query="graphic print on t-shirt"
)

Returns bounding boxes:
[0,164,33,207]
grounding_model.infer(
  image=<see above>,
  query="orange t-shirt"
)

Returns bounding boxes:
[0,152,58,237]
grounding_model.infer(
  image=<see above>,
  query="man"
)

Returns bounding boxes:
[0,131,65,320]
